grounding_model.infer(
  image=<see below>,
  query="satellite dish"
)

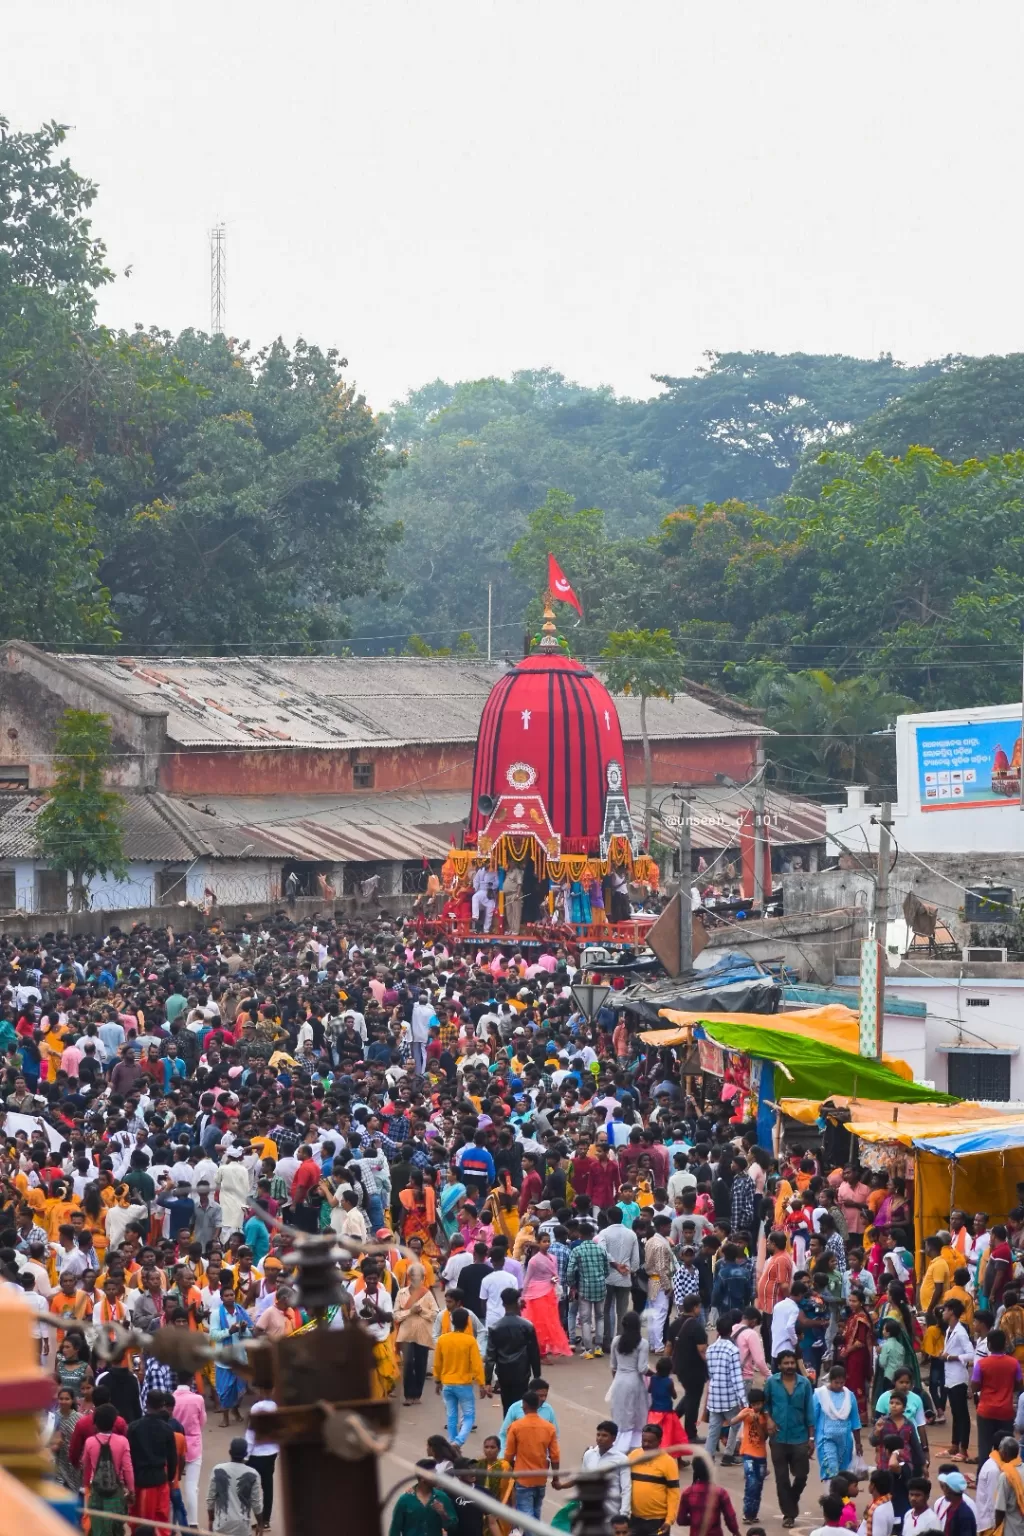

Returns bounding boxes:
[477,794,496,818]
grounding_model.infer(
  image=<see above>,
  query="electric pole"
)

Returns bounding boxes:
[872,801,892,1060]
[210,223,226,334]
[752,740,766,912]
[678,790,692,975]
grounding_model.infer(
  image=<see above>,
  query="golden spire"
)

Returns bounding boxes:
[538,590,560,651]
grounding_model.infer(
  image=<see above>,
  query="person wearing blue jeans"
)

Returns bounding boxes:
[505,1392,560,1524]
[742,1453,768,1519]
[433,1308,485,1448]
[442,1383,476,1446]
[514,1485,545,1520]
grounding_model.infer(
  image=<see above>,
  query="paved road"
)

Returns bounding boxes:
[201,1352,825,1536]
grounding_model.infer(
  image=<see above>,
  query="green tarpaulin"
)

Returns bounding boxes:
[698,1020,956,1106]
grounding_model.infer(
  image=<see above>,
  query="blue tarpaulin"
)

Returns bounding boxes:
[912,1120,1024,1158]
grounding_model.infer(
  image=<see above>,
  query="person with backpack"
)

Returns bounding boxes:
[82,1402,135,1536]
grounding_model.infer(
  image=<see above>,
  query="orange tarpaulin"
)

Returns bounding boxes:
[645,1004,914,1081]
[778,1096,1024,1142]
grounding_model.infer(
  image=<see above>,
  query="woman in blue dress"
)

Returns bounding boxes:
[568,879,592,930]
[210,1281,253,1426]
[812,1363,863,1480]
[439,1166,468,1244]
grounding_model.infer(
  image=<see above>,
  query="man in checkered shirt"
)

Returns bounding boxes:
[704,1315,747,1464]
[565,1222,610,1358]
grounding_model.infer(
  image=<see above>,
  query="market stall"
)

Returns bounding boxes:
[779,1097,1024,1264]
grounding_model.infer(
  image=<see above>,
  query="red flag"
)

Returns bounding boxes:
[547,553,583,616]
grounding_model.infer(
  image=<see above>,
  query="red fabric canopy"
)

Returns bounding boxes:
[468,654,632,848]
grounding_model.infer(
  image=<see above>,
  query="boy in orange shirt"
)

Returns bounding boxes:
[505,1390,560,1523]
[728,1386,769,1523]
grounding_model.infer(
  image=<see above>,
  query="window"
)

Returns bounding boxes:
[342,860,388,896]
[156,867,188,906]
[0,872,14,909]
[965,886,1015,923]
[0,766,28,791]
[402,860,438,893]
[947,1051,1011,1101]
[353,762,375,790]
[965,997,991,1008]
[35,869,68,911]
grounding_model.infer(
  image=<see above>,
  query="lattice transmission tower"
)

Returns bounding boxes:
[210,223,226,334]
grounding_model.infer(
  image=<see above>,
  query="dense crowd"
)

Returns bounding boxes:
[0,916,1021,1536]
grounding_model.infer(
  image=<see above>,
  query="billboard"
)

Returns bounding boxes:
[916,718,1022,811]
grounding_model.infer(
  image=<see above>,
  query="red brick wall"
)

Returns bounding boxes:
[159,734,759,797]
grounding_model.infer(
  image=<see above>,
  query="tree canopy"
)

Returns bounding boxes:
[35,709,126,911]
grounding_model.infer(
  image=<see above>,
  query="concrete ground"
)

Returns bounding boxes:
[201,1352,842,1536]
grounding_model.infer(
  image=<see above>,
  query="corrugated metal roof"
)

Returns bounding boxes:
[0,781,822,867]
[195,798,455,863]
[648,784,826,852]
[0,794,283,862]
[193,785,825,856]
[54,655,765,750]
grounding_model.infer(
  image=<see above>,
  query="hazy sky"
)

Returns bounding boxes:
[4,2,1023,411]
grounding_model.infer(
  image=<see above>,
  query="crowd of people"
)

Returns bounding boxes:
[0,915,1021,1536]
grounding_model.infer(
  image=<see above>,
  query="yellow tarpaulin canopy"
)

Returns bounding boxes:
[778,1096,1024,1143]
[645,1005,914,1080]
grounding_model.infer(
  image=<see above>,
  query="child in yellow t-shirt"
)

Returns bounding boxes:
[920,1320,944,1358]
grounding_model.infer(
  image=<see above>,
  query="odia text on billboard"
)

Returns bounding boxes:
[916,719,1022,811]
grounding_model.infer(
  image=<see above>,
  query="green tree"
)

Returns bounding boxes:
[750,669,911,796]
[829,354,1024,467]
[600,629,688,846]
[625,351,942,505]
[88,329,399,647]
[0,116,119,643]
[36,710,126,912]
[353,372,670,651]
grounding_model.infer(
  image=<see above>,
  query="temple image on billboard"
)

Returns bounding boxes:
[990,737,1022,798]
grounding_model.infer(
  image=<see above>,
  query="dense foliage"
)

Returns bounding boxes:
[35,709,126,910]
[7,115,1024,796]
[0,116,397,650]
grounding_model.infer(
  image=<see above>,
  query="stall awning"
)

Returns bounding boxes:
[779,1096,1014,1145]
[688,1021,952,1107]
[912,1121,1024,1156]
[657,1003,891,1053]
[646,1006,916,1083]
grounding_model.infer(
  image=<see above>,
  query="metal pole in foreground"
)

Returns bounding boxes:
[873,800,892,1060]
[752,740,766,913]
[678,790,692,975]
[487,582,493,662]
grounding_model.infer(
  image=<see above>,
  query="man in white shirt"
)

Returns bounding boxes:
[934,1470,977,1526]
[479,1257,520,1328]
[410,999,435,1075]
[569,1425,630,1519]
[442,1241,475,1289]
[771,1290,800,1362]
[596,1213,639,1351]
[857,1471,898,1536]
[942,1300,975,1459]
[668,1157,697,1201]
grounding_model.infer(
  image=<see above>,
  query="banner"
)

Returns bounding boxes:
[698,1038,726,1077]
[916,718,1022,811]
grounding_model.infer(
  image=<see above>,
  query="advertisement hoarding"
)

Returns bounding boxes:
[916,718,1022,811]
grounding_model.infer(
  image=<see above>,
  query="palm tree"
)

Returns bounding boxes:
[752,669,911,796]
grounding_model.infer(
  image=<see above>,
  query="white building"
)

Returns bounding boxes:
[829,963,1024,1102]
[827,703,1024,857]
